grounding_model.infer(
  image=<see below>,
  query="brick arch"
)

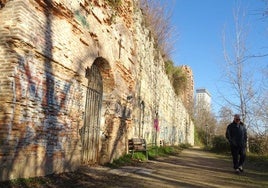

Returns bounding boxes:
[83,56,116,164]
[92,57,115,94]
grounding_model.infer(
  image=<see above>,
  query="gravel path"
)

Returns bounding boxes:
[1,147,267,188]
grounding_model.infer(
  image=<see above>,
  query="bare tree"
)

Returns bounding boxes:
[221,5,255,127]
[250,73,268,136]
[221,2,268,134]
[221,4,256,152]
[194,98,217,146]
[216,106,234,135]
[220,3,268,154]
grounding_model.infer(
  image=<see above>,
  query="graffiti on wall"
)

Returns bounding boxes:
[12,52,84,151]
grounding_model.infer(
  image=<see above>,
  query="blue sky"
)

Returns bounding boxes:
[165,0,268,114]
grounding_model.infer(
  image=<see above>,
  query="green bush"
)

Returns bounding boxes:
[164,60,187,96]
[249,136,268,155]
[211,135,230,153]
[194,127,202,146]
[194,127,207,147]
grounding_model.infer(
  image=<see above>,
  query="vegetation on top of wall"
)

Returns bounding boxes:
[104,0,123,24]
[139,0,176,59]
[165,60,187,96]
[105,0,176,60]
[105,0,122,9]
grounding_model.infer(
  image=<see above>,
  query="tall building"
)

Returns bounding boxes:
[195,88,211,112]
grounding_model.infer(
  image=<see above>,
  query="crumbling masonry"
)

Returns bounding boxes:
[0,0,194,181]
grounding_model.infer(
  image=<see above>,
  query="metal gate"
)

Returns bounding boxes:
[81,64,103,164]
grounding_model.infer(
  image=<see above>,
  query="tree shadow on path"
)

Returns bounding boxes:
[1,147,267,188]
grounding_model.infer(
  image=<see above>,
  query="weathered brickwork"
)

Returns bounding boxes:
[179,65,194,111]
[0,0,194,181]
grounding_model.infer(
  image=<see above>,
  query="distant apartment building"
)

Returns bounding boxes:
[195,88,211,112]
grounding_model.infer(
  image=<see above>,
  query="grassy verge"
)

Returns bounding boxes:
[0,177,49,188]
[209,148,268,173]
[106,144,190,168]
[246,153,268,172]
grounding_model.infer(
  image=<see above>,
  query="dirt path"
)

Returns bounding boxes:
[1,147,267,188]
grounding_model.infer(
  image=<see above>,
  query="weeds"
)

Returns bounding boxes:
[246,153,268,172]
[107,145,187,168]
[0,177,48,187]
[105,0,122,9]
[105,154,133,168]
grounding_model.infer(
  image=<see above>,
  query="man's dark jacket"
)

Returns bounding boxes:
[226,121,247,148]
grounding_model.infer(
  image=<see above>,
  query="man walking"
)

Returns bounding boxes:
[226,114,247,173]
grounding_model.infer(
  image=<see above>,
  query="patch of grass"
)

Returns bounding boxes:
[106,145,185,168]
[210,149,268,173]
[148,145,184,159]
[156,146,174,155]
[105,154,133,168]
[0,177,48,187]
[148,146,159,159]
[246,153,268,172]
[132,152,147,161]
[247,153,268,161]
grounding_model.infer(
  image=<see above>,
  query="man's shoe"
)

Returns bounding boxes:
[238,166,243,172]
[235,168,240,174]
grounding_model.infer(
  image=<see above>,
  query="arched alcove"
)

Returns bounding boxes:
[93,57,115,93]
[80,57,115,164]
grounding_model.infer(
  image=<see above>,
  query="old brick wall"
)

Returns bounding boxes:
[131,8,194,147]
[0,0,194,181]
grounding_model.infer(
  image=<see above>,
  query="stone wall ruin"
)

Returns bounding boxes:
[0,0,194,181]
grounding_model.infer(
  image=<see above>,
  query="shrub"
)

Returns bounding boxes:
[249,136,268,155]
[211,135,229,153]
[194,126,207,147]
[164,60,188,96]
